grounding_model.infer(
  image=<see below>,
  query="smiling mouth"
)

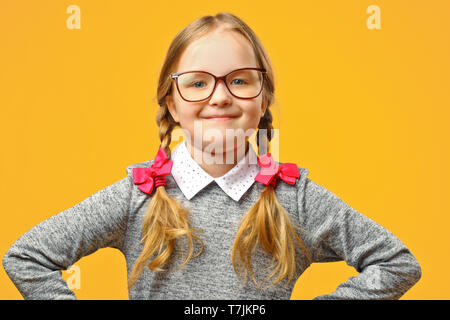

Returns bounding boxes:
[203,116,237,121]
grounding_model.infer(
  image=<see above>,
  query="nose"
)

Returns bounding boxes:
[208,79,232,106]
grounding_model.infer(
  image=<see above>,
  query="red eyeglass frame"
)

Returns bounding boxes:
[169,67,267,102]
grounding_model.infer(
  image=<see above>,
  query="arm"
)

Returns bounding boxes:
[298,177,422,300]
[2,174,132,300]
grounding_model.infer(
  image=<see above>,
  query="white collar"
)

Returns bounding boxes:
[170,140,260,202]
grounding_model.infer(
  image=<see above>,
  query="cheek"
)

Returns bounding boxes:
[177,112,196,139]
[174,97,198,123]
[241,102,263,128]
[173,99,202,140]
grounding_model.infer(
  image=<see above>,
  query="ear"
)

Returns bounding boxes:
[165,94,179,123]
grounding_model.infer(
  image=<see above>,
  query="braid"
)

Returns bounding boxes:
[156,106,176,158]
[256,108,273,155]
[232,106,312,289]
[128,105,205,290]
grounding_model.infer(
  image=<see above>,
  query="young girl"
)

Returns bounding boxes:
[3,12,421,300]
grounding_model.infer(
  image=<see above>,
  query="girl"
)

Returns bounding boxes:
[3,12,421,300]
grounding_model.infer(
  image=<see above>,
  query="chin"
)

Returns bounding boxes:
[194,138,237,154]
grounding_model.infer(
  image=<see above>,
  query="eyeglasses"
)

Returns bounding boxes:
[169,67,266,102]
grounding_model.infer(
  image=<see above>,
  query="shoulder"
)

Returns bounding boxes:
[125,159,154,177]
[277,160,342,207]
[290,163,364,235]
[123,159,157,208]
[124,159,154,197]
[274,160,310,193]
[276,160,346,223]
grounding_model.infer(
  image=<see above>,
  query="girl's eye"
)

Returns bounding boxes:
[192,81,206,88]
[231,79,246,85]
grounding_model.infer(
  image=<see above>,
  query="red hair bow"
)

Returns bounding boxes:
[132,147,173,194]
[254,153,299,187]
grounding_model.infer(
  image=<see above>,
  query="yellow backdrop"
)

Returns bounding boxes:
[1,0,448,300]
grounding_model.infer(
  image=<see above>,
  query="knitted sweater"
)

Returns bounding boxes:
[2,159,422,300]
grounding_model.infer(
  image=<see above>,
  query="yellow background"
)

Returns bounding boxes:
[1,0,449,299]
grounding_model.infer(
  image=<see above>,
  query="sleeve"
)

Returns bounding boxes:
[297,177,422,300]
[2,172,132,300]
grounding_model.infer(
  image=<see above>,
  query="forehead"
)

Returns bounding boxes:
[176,29,258,75]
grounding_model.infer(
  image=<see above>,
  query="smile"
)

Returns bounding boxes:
[203,117,236,121]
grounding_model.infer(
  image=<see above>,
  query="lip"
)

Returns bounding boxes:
[202,116,238,121]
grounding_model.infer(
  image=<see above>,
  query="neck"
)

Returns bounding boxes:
[185,140,250,178]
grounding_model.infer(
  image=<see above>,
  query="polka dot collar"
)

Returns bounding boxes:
[170,140,260,202]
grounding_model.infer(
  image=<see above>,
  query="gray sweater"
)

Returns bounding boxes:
[2,160,422,300]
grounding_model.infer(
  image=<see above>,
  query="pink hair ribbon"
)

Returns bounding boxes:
[254,153,299,187]
[132,147,173,194]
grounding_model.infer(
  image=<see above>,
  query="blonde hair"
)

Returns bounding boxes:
[127,12,311,290]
